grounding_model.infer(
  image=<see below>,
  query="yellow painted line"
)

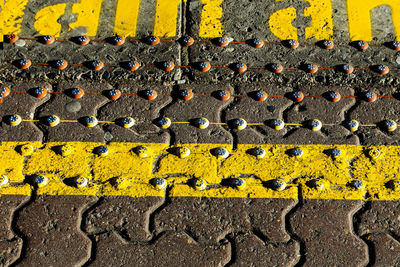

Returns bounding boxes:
[199,0,224,38]
[113,0,141,37]
[69,0,105,36]
[269,6,297,40]
[153,0,186,37]
[304,0,334,40]
[33,3,67,37]
[0,142,400,200]
[0,0,30,38]
[347,0,400,41]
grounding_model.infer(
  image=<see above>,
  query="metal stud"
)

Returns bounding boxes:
[107,89,121,100]
[347,120,360,132]
[331,148,341,158]
[60,145,73,156]
[233,178,246,190]
[84,116,98,127]
[181,36,194,47]
[309,119,322,131]
[152,178,167,190]
[192,178,206,190]
[126,61,140,71]
[198,61,211,72]
[384,120,397,132]
[232,118,247,130]
[254,90,268,101]
[0,175,8,187]
[213,147,229,159]
[270,63,283,74]
[18,59,32,69]
[234,63,247,73]
[376,65,389,75]
[134,146,148,158]
[250,38,264,48]
[177,147,191,159]
[90,60,104,71]
[291,148,303,157]
[161,61,174,72]
[76,35,90,45]
[216,90,231,101]
[179,89,193,101]
[285,39,299,49]
[70,88,84,99]
[96,146,109,156]
[355,40,368,51]
[8,115,22,126]
[350,180,363,189]
[195,117,210,129]
[364,92,377,102]
[321,40,334,50]
[75,177,88,188]
[271,119,285,130]
[304,63,318,74]
[158,117,172,129]
[341,64,354,75]
[215,37,230,47]
[327,91,341,102]
[291,91,304,102]
[143,89,158,100]
[54,59,68,70]
[111,35,125,46]
[35,175,48,187]
[146,36,160,46]
[252,148,266,159]
[40,35,55,45]
[271,178,286,191]
[47,115,60,127]
[121,117,135,128]
[4,34,19,44]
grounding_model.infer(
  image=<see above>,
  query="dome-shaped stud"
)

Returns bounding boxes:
[341,64,354,75]
[347,120,360,132]
[213,147,229,159]
[364,92,377,102]
[216,90,231,101]
[271,119,285,130]
[368,148,381,159]
[177,147,190,159]
[90,60,104,71]
[107,89,121,100]
[158,117,172,129]
[180,36,194,47]
[121,117,135,128]
[391,41,400,51]
[111,35,125,46]
[249,38,264,48]
[252,147,266,159]
[375,65,389,75]
[143,89,158,100]
[4,34,19,44]
[309,119,322,131]
[8,115,22,126]
[76,35,90,45]
[179,89,193,101]
[304,63,318,74]
[152,178,167,190]
[75,177,88,188]
[285,39,299,49]
[327,91,341,102]
[146,36,160,46]
[35,175,48,187]
[18,59,32,69]
[233,178,246,190]
[134,146,148,158]
[214,37,230,47]
[161,61,175,72]
[355,40,369,51]
[60,144,73,157]
[96,146,109,156]
[271,178,286,191]
[291,148,303,157]
[84,116,98,127]
[254,90,268,101]
[234,63,247,73]
[70,88,84,99]
[232,118,247,130]
[331,148,341,158]
[270,63,283,74]
[350,180,363,189]
[195,117,210,129]
[126,61,140,71]
[20,144,34,156]
[384,120,397,132]
[321,40,334,50]
[40,35,55,45]
[192,178,206,190]
[291,91,304,102]
[1,87,10,98]
[198,61,211,72]
[54,59,68,70]
[33,87,47,99]
[46,115,60,127]
[0,175,9,187]
[311,179,326,191]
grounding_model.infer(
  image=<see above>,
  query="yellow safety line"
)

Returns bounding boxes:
[0,142,399,200]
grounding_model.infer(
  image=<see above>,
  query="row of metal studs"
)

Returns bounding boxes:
[6,59,397,75]
[3,115,395,133]
[0,87,394,103]
[5,34,400,51]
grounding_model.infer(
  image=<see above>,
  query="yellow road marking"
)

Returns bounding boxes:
[0,142,399,200]
[199,0,224,38]
[153,0,186,37]
[113,0,141,37]
[347,0,400,41]
[0,0,29,38]
[69,0,105,36]
[33,3,67,37]
[269,6,298,40]
[304,0,334,40]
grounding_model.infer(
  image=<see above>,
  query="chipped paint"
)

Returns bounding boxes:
[0,142,400,200]
[0,0,29,39]
[347,0,400,41]
[69,0,105,36]
[269,7,298,40]
[199,0,224,38]
[34,3,67,37]
[304,0,334,40]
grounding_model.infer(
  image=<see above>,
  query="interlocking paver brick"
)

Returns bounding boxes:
[14,195,96,266]
[366,233,400,266]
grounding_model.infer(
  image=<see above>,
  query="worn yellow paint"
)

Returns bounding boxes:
[113,0,141,37]
[69,0,105,36]
[199,0,224,38]
[304,0,334,40]
[269,7,298,40]
[347,0,400,41]
[0,0,29,38]
[1,142,400,200]
[153,0,186,37]
[33,3,67,37]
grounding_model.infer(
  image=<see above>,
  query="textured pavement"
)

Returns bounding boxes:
[3,0,400,266]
